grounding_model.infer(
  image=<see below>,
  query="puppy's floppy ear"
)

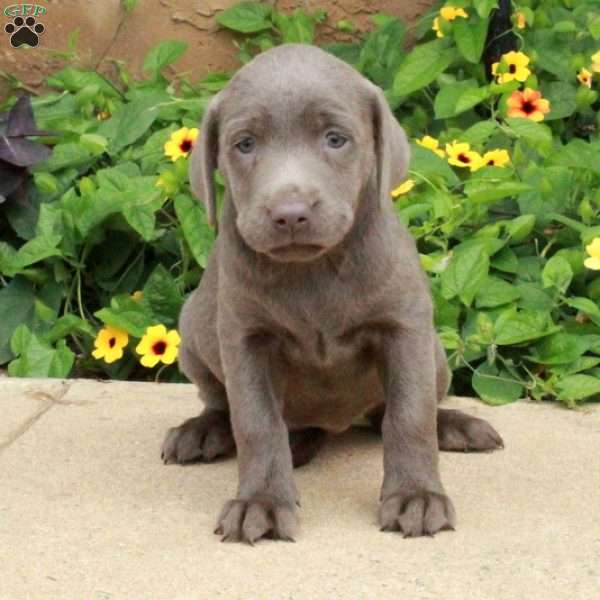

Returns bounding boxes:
[370,85,410,204]
[189,92,222,227]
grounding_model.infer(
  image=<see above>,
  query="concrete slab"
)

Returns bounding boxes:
[1,378,599,600]
[0,378,70,448]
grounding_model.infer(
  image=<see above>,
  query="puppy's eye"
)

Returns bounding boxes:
[325,131,348,149]
[235,136,256,154]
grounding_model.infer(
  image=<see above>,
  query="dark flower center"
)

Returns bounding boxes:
[508,64,517,74]
[521,100,535,114]
[179,140,192,153]
[109,337,116,348]
[152,340,167,355]
[487,159,495,165]
[458,153,470,163]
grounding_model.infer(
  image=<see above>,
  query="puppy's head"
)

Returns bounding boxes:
[190,44,409,263]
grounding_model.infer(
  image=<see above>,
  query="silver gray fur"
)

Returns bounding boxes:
[162,44,503,544]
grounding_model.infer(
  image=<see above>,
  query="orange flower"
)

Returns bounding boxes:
[506,88,551,122]
[515,11,526,29]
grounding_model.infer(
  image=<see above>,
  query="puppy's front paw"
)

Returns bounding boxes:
[379,490,456,537]
[215,494,297,544]
[161,411,235,464]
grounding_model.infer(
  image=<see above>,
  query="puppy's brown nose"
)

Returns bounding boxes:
[271,201,311,233]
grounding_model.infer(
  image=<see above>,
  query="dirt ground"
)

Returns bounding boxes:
[0,0,437,100]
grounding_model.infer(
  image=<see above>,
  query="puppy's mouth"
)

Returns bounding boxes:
[267,243,326,262]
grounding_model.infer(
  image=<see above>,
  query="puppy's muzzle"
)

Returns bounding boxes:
[271,201,311,235]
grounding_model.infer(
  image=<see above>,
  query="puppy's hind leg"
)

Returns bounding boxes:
[437,409,503,452]
[289,428,327,468]
[161,345,235,465]
[365,407,504,453]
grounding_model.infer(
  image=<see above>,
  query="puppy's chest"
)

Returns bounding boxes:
[277,315,381,370]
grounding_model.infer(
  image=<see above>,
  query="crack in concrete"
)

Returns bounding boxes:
[0,381,74,455]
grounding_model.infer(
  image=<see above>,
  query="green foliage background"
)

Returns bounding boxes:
[1,0,600,405]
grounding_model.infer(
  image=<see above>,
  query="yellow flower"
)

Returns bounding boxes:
[507,88,551,122]
[440,6,468,21]
[515,11,526,29]
[432,17,443,38]
[592,51,600,73]
[577,68,592,88]
[92,326,129,364]
[416,135,446,158]
[480,149,510,168]
[432,6,468,37]
[391,179,416,199]
[445,140,483,172]
[491,51,531,84]
[584,238,600,270]
[131,290,144,301]
[164,127,199,162]
[136,325,181,368]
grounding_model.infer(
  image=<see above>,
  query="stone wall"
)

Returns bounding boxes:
[0,0,437,99]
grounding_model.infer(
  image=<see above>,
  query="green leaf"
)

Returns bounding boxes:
[409,144,459,186]
[122,0,138,12]
[45,68,119,97]
[101,92,168,155]
[589,17,600,40]
[141,264,184,327]
[461,120,497,145]
[216,2,273,33]
[516,283,555,312]
[552,356,600,377]
[76,167,163,239]
[174,194,215,268]
[494,308,559,345]
[95,296,155,338]
[143,41,188,78]
[491,246,519,273]
[0,277,36,364]
[441,240,490,307]
[475,276,520,308]
[8,325,74,378]
[45,314,94,344]
[542,255,573,293]
[506,214,536,243]
[273,10,316,43]
[557,375,600,403]
[472,362,523,405]
[528,333,590,365]
[505,118,553,152]
[357,19,406,87]
[38,142,96,172]
[434,81,490,119]
[565,297,600,327]
[540,81,577,121]
[473,0,498,18]
[531,31,573,81]
[79,133,108,154]
[393,40,456,96]
[4,235,63,276]
[452,17,488,64]
[465,180,531,204]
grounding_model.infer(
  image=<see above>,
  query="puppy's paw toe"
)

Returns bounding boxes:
[379,490,455,537]
[438,409,504,452]
[215,495,297,544]
[161,411,235,464]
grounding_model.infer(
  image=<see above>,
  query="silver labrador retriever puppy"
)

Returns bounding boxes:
[162,44,503,543]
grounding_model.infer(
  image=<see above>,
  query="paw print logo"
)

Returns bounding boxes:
[4,16,45,48]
